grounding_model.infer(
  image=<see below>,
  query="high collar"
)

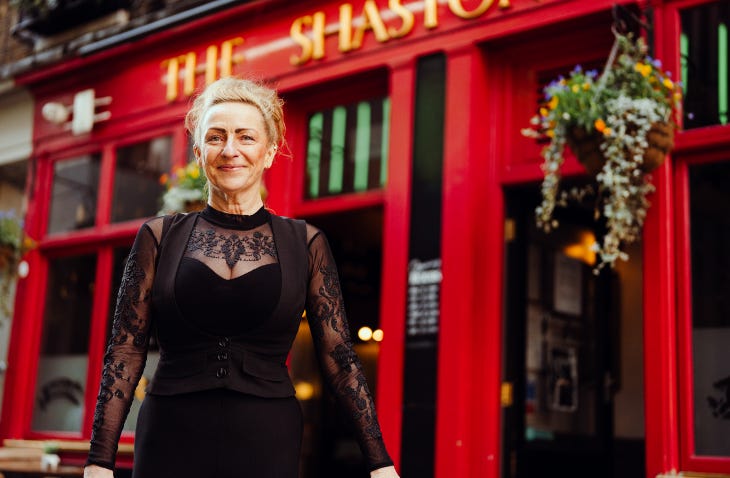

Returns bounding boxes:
[199,204,270,230]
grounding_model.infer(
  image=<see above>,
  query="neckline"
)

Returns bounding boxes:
[199,204,270,230]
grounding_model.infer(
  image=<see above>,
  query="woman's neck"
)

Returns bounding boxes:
[207,189,264,215]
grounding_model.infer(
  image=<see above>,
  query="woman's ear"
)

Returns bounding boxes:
[264,145,277,169]
[193,145,203,166]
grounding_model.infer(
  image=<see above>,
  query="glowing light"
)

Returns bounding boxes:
[563,231,597,265]
[358,327,373,341]
[294,381,315,400]
[372,329,384,342]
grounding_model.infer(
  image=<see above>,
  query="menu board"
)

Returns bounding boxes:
[406,258,442,337]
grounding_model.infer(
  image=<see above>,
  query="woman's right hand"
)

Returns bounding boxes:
[84,465,114,478]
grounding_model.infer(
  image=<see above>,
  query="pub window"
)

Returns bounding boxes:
[31,253,96,432]
[47,154,101,234]
[688,158,730,457]
[681,1,730,129]
[112,136,172,223]
[305,97,390,200]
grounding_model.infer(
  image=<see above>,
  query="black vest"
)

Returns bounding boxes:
[147,212,307,397]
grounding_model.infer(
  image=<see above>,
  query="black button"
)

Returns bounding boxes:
[216,367,228,378]
[218,337,229,348]
[217,352,228,361]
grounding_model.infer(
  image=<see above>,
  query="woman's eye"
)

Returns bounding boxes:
[240,135,255,142]
[206,135,223,143]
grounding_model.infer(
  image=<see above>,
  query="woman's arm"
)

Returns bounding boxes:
[305,227,398,476]
[85,219,161,471]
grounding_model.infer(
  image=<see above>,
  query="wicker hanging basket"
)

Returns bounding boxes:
[566,121,675,177]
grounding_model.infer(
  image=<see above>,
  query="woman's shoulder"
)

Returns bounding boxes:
[270,213,324,247]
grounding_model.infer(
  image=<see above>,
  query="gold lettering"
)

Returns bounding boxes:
[206,45,218,85]
[313,11,328,59]
[448,0,494,19]
[183,52,196,96]
[339,4,353,52]
[388,0,414,38]
[424,0,438,29]
[162,57,180,102]
[290,15,314,65]
[220,37,244,78]
[351,0,390,49]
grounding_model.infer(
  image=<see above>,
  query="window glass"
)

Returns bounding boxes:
[31,254,96,432]
[112,136,172,222]
[47,154,101,234]
[681,2,730,128]
[689,159,730,456]
[305,97,390,200]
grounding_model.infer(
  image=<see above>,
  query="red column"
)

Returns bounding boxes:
[437,43,502,478]
[375,57,417,470]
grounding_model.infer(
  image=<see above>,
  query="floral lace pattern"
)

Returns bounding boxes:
[306,232,391,469]
[187,228,277,269]
[87,222,158,470]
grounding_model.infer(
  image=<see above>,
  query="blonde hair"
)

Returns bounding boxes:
[185,77,286,150]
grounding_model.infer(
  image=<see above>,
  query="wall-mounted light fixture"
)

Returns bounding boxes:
[41,89,112,135]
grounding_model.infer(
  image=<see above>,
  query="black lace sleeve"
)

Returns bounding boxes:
[305,227,393,472]
[87,219,161,470]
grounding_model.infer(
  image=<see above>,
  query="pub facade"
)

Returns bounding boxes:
[1,0,729,477]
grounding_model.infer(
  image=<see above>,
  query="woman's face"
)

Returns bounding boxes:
[196,101,274,201]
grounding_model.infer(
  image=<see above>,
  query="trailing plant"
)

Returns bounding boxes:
[522,31,682,271]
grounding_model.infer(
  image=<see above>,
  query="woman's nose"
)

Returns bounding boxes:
[221,137,236,156]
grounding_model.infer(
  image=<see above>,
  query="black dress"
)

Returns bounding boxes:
[86,206,392,477]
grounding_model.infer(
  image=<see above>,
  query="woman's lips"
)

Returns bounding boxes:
[218,165,246,171]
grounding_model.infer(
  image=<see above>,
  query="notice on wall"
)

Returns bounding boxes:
[553,253,583,316]
[406,258,442,337]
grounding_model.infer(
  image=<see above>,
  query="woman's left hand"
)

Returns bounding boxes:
[370,465,400,477]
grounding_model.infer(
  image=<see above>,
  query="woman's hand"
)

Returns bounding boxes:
[370,465,400,477]
[83,465,114,478]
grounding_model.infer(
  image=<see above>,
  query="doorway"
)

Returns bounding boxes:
[289,205,384,478]
[501,185,645,478]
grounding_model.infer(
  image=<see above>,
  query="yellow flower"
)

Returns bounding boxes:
[594,118,607,132]
[546,130,555,138]
[188,166,200,179]
[583,82,590,91]
[634,62,651,77]
[539,107,549,117]
[548,96,559,110]
[602,127,612,137]
[663,77,674,89]
[571,84,580,93]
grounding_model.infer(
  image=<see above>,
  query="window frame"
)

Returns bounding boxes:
[18,124,186,444]
[667,0,730,472]
[283,68,390,218]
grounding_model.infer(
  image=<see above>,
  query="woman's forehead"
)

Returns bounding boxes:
[202,102,265,128]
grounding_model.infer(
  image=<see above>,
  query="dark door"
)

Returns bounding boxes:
[501,185,617,478]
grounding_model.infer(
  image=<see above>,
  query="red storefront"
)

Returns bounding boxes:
[1,0,729,477]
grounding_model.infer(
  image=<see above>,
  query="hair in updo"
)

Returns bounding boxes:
[185,77,286,150]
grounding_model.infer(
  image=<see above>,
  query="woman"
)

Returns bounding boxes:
[84,77,399,478]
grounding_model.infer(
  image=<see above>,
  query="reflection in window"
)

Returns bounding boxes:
[681,2,730,128]
[47,154,101,234]
[305,97,390,200]
[689,159,730,456]
[112,136,172,222]
[32,254,96,432]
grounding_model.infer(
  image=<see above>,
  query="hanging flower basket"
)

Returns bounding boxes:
[522,30,683,272]
[566,121,675,176]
